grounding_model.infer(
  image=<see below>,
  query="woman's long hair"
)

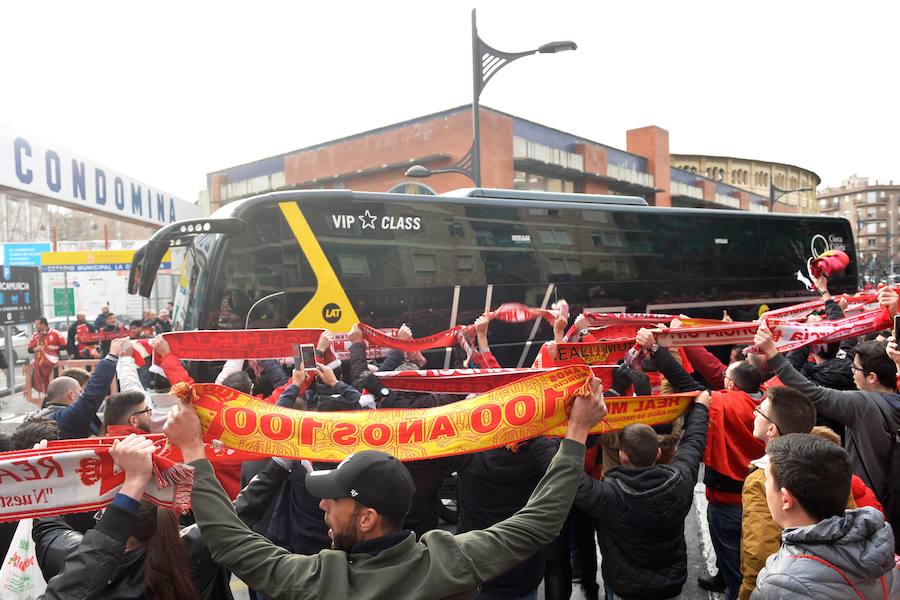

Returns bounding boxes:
[132,501,199,600]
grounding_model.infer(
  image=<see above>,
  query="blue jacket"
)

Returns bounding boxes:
[39,356,117,439]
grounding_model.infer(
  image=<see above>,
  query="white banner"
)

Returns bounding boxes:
[0,124,202,226]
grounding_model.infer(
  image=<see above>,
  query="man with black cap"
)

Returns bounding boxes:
[164,376,608,600]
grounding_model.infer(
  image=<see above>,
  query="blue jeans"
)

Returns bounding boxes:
[475,590,538,600]
[707,502,742,600]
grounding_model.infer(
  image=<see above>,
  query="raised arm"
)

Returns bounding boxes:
[164,398,321,597]
[636,328,703,393]
[55,339,122,438]
[214,359,245,385]
[681,346,727,390]
[471,316,501,368]
[754,324,871,427]
[149,336,193,385]
[668,394,710,483]
[41,435,151,599]
[452,379,607,586]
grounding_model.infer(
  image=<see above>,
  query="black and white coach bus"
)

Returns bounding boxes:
[129,188,856,368]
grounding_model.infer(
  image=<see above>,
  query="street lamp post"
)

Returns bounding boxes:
[406,9,576,186]
[769,183,814,211]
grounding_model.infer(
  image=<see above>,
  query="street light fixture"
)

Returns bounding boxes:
[406,9,576,187]
[769,183,814,210]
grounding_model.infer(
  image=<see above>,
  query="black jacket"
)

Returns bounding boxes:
[349,343,405,383]
[787,346,855,391]
[34,458,289,600]
[37,503,139,600]
[456,436,559,596]
[380,390,462,499]
[268,461,333,555]
[574,402,709,599]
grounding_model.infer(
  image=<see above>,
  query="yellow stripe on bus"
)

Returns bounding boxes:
[279,201,360,332]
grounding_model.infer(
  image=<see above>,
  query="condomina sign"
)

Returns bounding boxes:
[0,124,202,226]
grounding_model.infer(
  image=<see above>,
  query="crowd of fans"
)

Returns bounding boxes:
[1,283,899,599]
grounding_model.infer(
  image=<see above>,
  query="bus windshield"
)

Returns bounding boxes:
[172,233,221,331]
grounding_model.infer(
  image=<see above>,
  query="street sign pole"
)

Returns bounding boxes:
[2,324,14,416]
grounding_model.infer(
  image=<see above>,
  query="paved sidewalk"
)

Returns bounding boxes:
[0,389,38,434]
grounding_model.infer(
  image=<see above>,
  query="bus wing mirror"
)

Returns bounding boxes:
[128,245,146,295]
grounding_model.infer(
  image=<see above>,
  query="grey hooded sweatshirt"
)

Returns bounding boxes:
[751,507,898,599]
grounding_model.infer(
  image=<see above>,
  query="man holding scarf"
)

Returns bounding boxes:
[163,376,609,600]
[752,286,900,548]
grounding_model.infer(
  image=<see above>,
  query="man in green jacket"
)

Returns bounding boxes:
[164,377,607,600]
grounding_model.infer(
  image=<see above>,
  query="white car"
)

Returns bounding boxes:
[0,325,30,364]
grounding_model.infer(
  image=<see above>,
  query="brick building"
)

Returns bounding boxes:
[202,105,817,216]
[818,174,899,282]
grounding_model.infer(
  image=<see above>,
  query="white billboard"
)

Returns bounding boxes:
[0,124,202,226]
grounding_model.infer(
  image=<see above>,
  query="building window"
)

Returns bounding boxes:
[582,211,611,223]
[457,255,474,271]
[538,229,573,244]
[412,253,438,273]
[446,220,464,237]
[592,231,623,247]
[388,182,436,195]
[549,257,581,276]
[515,170,575,193]
[338,255,369,277]
[868,238,877,247]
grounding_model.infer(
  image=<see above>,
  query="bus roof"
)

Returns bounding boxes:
[210,188,846,223]
[442,187,648,206]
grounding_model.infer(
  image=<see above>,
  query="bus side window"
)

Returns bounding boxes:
[606,212,680,281]
[675,215,761,280]
[760,218,809,279]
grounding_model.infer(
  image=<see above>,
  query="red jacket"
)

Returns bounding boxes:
[704,388,766,505]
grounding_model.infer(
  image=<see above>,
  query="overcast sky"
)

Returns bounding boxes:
[2,1,897,202]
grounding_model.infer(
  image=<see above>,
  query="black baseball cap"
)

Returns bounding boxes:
[305,451,415,518]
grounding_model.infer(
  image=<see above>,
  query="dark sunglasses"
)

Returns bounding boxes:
[130,407,153,418]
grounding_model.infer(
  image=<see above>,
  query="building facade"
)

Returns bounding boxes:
[671,154,819,214]
[818,174,899,282]
[203,105,818,216]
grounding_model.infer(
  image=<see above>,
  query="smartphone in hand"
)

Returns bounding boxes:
[300,344,317,371]
[292,343,303,371]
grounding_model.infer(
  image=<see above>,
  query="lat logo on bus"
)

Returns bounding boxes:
[331,210,421,231]
[322,303,342,323]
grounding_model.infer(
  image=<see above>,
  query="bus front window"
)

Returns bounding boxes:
[173,233,220,331]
